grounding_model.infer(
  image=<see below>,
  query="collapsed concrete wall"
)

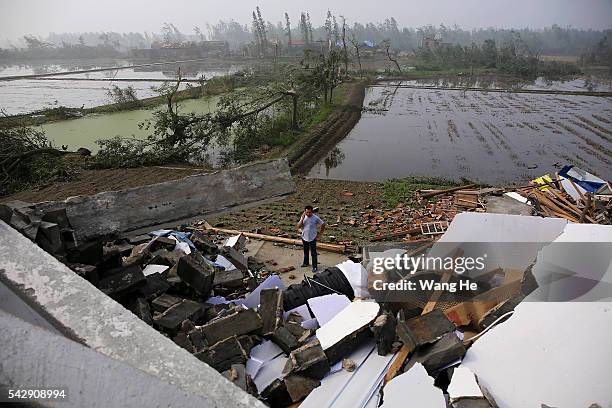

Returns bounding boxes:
[36,158,294,243]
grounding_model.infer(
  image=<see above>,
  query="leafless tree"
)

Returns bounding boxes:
[383,39,402,73]
[349,33,362,76]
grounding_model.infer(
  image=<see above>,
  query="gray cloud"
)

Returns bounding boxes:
[1,0,611,42]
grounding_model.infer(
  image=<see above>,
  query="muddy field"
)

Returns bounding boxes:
[309,83,612,184]
[1,166,208,203]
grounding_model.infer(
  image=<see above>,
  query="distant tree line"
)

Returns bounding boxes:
[1,12,610,61]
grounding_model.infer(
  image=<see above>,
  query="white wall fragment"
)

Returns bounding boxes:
[316,301,380,350]
[462,302,612,408]
[381,363,445,408]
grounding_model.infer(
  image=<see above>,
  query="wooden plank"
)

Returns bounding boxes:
[421,270,453,315]
[384,252,458,384]
[420,184,477,199]
[198,223,346,253]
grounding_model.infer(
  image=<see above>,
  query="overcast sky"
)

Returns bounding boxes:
[2,0,611,42]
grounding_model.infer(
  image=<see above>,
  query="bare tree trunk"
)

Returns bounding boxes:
[354,45,362,76]
[385,43,402,73]
[341,17,348,75]
[167,67,182,114]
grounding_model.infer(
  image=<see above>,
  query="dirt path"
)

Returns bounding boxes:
[288,80,367,175]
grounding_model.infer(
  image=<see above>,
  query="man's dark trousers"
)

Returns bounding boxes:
[302,239,317,267]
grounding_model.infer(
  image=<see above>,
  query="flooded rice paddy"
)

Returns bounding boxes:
[310,82,612,184]
[0,60,242,115]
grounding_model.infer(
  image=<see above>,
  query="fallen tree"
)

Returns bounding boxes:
[0,113,78,196]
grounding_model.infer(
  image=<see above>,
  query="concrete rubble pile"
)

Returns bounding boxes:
[0,163,610,407]
[4,200,610,407]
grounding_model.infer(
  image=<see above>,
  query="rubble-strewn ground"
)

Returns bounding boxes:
[1,170,460,244]
[209,177,459,244]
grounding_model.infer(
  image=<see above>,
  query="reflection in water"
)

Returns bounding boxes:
[0,60,244,115]
[324,147,346,177]
[401,74,612,92]
[308,84,612,184]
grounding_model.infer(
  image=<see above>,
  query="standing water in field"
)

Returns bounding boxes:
[0,60,243,115]
[309,82,612,184]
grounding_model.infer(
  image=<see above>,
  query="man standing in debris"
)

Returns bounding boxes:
[297,205,325,272]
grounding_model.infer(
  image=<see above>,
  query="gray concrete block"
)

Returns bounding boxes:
[194,335,248,372]
[200,309,262,344]
[151,293,183,313]
[177,253,215,297]
[260,288,283,336]
[97,265,145,297]
[416,332,466,374]
[153,299,203,333]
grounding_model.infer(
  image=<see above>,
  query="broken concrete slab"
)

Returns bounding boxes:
[0,220,266,408]
[136,272,172,300]
[260,288,284,336]
[316,301,380,364]
[31,159,296,242]
[447,367,490,407]
[414,332,466,374]
[97,265,145,297]
[151,293,183,313]
[222,246,249,272]
[194,335,248,372]
[190,231,219,256]
[270,325,299,354]
[284,374,321,403]
[213,268,244,288]
[153,299,203,333]
[284,340,330,380]
[224,233,247,250]
[177,252,215,297]
[371,311,397,356]
[381,363,445,408]
[484,195,533,216]
[397,309,456,350]
[463,302,612,408]
[261,378,292,407]
[200,309,262,345]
